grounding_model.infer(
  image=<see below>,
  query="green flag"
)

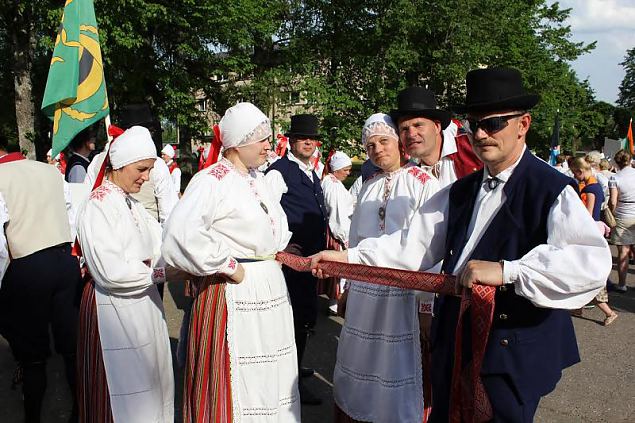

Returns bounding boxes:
[42,0,108,157]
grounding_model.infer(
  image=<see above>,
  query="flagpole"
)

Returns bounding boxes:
[104,114,113,143]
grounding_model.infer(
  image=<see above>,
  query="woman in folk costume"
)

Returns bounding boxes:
[76,126,185,422]
[333,113,440,423]
[162,102,301,422]
[319,151,355,314]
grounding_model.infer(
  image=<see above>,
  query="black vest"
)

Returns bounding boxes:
[432,149,580,409]
[266,155,327,255]
[64,152,90,182]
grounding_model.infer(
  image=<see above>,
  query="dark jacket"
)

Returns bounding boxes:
[431,149,579,419]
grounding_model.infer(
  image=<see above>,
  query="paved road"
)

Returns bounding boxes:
[1,257,634,422]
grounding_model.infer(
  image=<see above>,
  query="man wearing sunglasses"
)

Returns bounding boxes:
[311,67,611,421]
[393,86,482,189]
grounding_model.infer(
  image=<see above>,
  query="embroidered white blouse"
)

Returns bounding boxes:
[76,179,173,422]
[161,158,292,275]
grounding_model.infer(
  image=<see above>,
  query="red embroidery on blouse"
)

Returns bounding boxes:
[152,267,166,281]
[408,166,431,185]
[419,302,433,314]
[208,163,231,180]
[89,184,111,201]
[227,258,237,270]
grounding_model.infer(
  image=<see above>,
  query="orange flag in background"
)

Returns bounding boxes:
[628,118,634,155]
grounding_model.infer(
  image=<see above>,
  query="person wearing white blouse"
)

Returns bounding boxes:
[320,151,355,314]
[76,126,187,422]
[312,68,610,422]
[331,113,439,423]
[162,103,301,422]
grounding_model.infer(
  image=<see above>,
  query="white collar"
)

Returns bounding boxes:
[482,145,526,184]
[440,121,458,159]
[72,151,90,162]
[287,151,314,173]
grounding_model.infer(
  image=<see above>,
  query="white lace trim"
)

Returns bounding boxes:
[233,119,272,148]
[362,121,398,145]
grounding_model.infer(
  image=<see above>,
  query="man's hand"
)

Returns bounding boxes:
[227,263,245,284]
[457,260,504,290]
[309,250,348,279]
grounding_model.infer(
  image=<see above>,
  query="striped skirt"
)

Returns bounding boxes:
[183,276,232,422]
[77,280,114,423]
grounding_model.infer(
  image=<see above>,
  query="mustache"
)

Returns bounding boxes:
[473,141,498,147]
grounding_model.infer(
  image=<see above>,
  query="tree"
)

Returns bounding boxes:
[275,0,597,155]
[618,47,635,110]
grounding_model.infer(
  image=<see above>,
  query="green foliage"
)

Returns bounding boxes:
[0,0,625,159]
[618,47,635,111]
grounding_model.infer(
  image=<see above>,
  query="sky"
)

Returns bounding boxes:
[552,0,635,104]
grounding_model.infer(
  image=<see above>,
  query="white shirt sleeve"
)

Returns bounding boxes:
[348,176,363,200]
[171,167,182,194]
[503,185,610,309]
[323,179,355,245]
[161,174,238,277]
[68,164,87,183]
[63,182,77,241]
[264,169,288,203]
[0,192,9,284]
[151,159,178,224]
[348,186,450,273]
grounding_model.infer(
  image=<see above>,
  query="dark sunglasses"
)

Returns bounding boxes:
[467,113,525,135]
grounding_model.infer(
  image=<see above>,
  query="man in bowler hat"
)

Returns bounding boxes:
[391,86,481,189]
[311,68,610,421]
[266,114,327,405]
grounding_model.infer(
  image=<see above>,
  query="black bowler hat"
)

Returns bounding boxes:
[454,67,539,114]
[390,87,451,129]
[285,114,321,139]
[118,103,155,129]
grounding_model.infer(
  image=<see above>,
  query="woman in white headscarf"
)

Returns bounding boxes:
[333,113,439,423]
[319,151,355,314]
[75,126,185,422]
[162,102,301,422]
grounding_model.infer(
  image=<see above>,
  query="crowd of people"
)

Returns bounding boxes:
[0,67,623,423]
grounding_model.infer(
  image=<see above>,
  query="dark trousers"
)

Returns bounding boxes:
[0,244,81,423]
[282,266,318,368]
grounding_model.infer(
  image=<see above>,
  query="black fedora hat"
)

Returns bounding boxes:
[285,114,321,139]
[118,103,155,129]
[454,67,539,114]
[390,87,451,129]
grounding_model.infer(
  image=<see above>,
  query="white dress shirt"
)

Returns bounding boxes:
[348,148,610,310]
[286,151,316,181]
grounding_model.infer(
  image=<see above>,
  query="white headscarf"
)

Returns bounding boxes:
[362,113,398,146]
[161,144,175,159]
[46,149,61,161]
[109,126,157,170]
[330,151,352,171]
[219,102,272,149]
